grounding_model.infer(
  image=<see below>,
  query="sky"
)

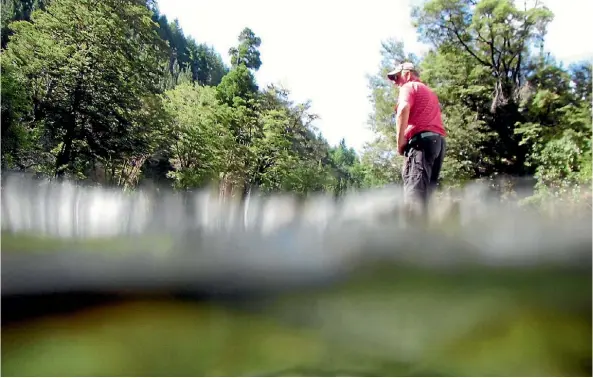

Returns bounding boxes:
[156,0,592,153]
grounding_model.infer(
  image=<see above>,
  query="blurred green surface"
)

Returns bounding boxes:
[0,232,175,254]
[1,233,591,376]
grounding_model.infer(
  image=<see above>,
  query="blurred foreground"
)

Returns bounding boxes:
[2,173,592,376]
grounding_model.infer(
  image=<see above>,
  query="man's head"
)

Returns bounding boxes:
[387,62,418,86]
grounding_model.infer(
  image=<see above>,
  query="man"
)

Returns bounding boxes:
[387,62,446,220]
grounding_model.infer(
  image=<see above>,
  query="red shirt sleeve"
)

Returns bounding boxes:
[397,83,415,109]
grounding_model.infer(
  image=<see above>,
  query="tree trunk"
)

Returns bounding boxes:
[55,130,74,179]
[55,78,84,179]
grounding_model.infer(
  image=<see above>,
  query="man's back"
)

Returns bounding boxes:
[398,80,446,140]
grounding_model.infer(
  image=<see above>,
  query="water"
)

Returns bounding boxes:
[1,172,591,376]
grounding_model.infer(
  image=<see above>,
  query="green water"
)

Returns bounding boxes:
[1,233,591,376]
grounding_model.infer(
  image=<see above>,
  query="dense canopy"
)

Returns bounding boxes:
[1,0,590,204]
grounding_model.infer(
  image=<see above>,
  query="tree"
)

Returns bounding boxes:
[0,60,37,169]
[213,64,260,197]
[229,27,262,71]
[568,61,592,104]
[187,40,228,86]
[407,0,590,201]
[419,49,495,183]
[258,92,336,195]
[162,83,232,190]
[2,0,169,184]
[149,8,229,90]
[327,139,366,196]
[1,2,367,197]
[1,0,48,48]
[361,0,590,205]
[214,28,266,198]
[412,0,554,176]
[514,57,592,202]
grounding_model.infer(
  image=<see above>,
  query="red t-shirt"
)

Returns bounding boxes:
[397,79,446,141]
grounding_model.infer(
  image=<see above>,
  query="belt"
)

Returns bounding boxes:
[408,131,441,145]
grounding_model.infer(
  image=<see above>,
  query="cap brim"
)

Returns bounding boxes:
[387,71,399,81]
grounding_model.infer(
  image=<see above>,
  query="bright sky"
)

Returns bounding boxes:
[157,0,592,153]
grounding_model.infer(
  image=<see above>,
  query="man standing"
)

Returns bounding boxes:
[387,62,446,220]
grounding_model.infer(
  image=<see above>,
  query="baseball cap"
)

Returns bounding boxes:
[387,62,416,81]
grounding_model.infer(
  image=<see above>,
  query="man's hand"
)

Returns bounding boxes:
[397,139,407,156]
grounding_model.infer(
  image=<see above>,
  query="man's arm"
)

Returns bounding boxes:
[395,84,414,155]
[396,101,410,155]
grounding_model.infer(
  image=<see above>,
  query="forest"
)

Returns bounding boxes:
[1,0,591,205]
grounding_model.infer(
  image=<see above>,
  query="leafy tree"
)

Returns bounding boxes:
[187,40,228,86]
[361,0,590,206]
[214,64,260,196]
[2,0,169,184]
[412,0,554,176]
[359,138,402,187]
[162,83,232,190]
[1,0,48,48]
[515,57,592,202]
[568,61,592,104]
[0,60,38,169]
[148,7,229,90]
[419,49,495,183]
[229,27,262,71]
[327,139,366,196]
[1,0,366,197]
[232,83,340,196]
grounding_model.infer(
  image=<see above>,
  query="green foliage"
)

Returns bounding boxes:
[0,57,35,169]
[533,131,585,187]
[3,0,588,204]
[244,86,343,196]
[516,103,592,205]
[187,40,228,86]
[360,0,591,202]
[229,27,262,71]
[513,56,592,202]
[411,0,556,177]
[326,139,366,196]
[419,50,495,183]
[2,0,169,185]
[149,7,229,90]
[568,61,592,104]
[216,65,259,106]
[359,137,402,187]
[1,0,49,48]
[162,83,232,190]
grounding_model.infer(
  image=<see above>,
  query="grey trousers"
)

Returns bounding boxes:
[402,134,446,218]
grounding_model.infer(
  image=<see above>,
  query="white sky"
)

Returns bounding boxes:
[157,0,592,153]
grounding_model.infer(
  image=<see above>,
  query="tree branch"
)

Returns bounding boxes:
[443,20,492,68]
[476,27,498,75]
